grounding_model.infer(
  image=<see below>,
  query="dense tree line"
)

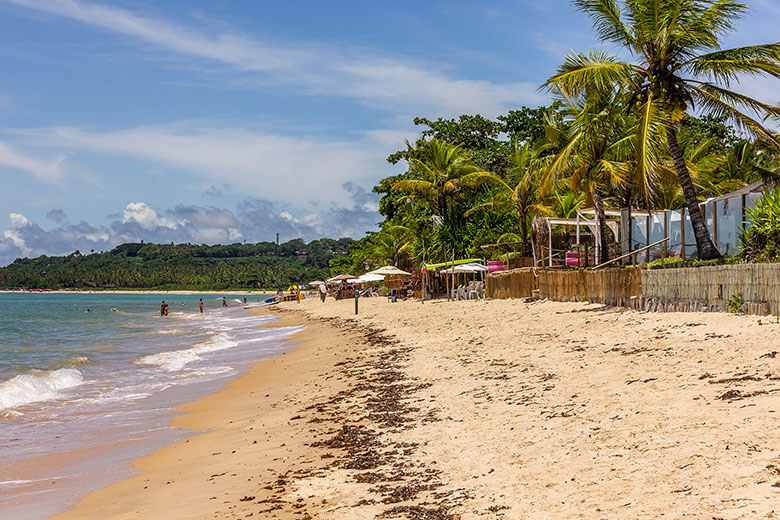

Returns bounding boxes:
[0,238,354,290]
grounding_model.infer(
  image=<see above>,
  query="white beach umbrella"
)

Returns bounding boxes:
[326,274,358,283]
[356,273,385,283]
[309,280,325,286]
[367,265,411,276]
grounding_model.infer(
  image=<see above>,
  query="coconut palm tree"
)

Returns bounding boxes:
[392,140,489,257]
[369,226,412,268]
[392,140,488,217]
[554,192,587,218]
[544,0,780,259]
[462,141,551,255]
[545,87,640,263]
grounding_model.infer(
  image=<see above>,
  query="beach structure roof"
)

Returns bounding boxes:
[356,273,385,282]
[704,180,764,204]
[368,266,411,276]
[309,280,325,286]
[424,258,483,270]
[327,274,358,282]
[439,262,489,273]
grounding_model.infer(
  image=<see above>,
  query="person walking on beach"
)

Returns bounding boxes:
[199,298,204,313]
[319,283,327,302]
[222,297,227,308]
[295,286,301,303]
[161,301,165,316]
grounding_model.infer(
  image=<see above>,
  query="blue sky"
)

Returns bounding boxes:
[1,0,778,264]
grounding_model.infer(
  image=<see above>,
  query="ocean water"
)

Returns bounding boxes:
[0,292,301,519]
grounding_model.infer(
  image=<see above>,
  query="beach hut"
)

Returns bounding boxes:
[367,266,412,298]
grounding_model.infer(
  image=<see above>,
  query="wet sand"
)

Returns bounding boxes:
[52,297,780,519]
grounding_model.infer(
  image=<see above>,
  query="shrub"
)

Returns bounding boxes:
[741,188,780,263]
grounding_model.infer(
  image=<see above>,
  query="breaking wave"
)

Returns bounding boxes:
[0,368,84,410]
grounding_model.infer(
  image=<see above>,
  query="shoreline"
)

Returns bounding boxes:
[50,297,780,518]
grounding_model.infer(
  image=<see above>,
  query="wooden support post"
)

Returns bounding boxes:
[681,209,686,260]
[645,215,651,263]
[548,219,553,268]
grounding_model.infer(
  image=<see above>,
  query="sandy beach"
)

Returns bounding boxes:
[50,297,780,519]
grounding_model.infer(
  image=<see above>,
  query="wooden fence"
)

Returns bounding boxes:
[486,266,642,307]
[538,267,642,308]
[642,263,780,315]
[486,263,780,316]
[485,268,539,299]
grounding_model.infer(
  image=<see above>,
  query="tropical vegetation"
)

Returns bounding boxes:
[0,239,352,290]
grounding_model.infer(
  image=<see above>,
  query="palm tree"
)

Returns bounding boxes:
[393,140,487,217]
[392,140,489,257]
[369,226,412,268]
[554,192,586,218]
[545,87,638,263]
[462,141,550,255]
[544,0,780,259]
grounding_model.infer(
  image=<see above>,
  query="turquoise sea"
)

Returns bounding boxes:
[0,292,300,519]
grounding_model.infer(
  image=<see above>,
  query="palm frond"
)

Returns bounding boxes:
[686,82,780,146]
[633,92,663,204]
[391,179,433,195]
[574,0,636,47]
[677,0,749,51]
[543,50,638,96]
[686,43,780,84]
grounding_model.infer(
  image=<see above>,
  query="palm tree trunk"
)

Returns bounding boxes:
[665,124,720,260]
[592,190,610,264]
[520,212,528,256]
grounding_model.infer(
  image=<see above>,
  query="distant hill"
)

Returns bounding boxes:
[0,238,354,290]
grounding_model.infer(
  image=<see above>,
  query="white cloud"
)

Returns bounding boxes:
[3,213,32,256]
[122,202,178,230]
[9,0,544,116]
[0,141,64,182]
[0,194,381,265]
[16,123,398,208]
[9,212,30,228]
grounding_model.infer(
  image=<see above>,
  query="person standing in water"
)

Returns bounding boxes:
[222,297,227,308]
[199,298,204,313]
[160,301,165,316]
[243,295,247,304]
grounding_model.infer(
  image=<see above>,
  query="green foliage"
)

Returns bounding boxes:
[678,115,739,153]
[647,256,685,268]
[741,188,780,262]
[0,239,355,290]
[728,293,745,314]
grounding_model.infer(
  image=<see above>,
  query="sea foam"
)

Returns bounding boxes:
[0,368,84,410]
[137,333,239,372]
